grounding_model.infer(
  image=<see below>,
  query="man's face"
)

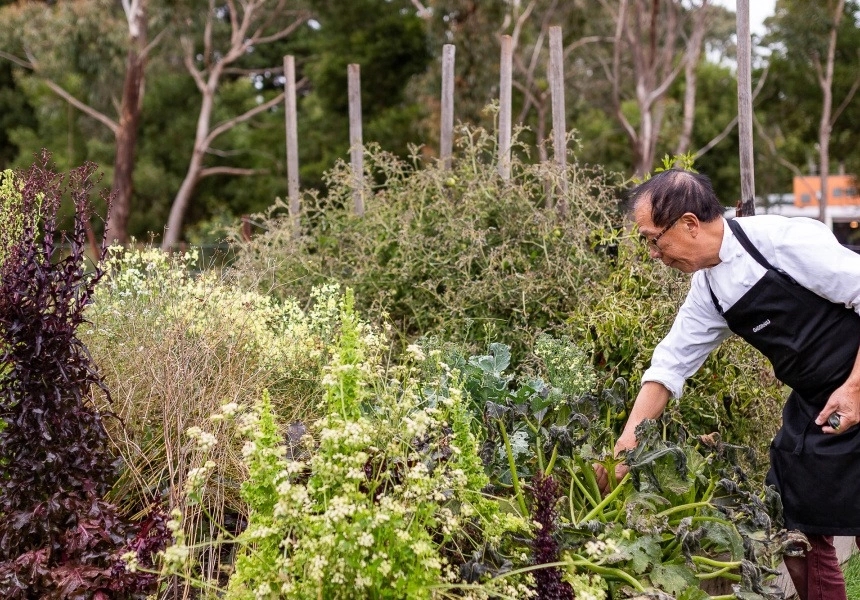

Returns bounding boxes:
[633,199,699,273]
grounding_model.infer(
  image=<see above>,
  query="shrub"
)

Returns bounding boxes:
[0,154,166,599]
[231,129,624,360]
[230,130,783,469]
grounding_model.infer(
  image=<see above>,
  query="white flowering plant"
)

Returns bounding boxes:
[81,246,344,557]
[160,290,535,599]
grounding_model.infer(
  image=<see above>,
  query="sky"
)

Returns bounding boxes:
[712,0,778,35]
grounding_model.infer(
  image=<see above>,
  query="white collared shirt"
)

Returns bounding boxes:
[642,215,860,398]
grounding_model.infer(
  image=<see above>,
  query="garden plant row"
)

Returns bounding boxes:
[0,147,795,599]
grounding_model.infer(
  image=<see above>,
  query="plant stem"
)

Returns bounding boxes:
[544,443,558,476]
[657,500,712,518]
[567,557,646,592]
[579,472,630,523]
[697,566,742,581]
[691,555,742,570]
[499,419,528,516]
[570,467,599,511]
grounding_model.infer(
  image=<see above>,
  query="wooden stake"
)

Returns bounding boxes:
[348,63,364,216]
[549,26,568,212]
[498,35,512,180]
[736,0,756,217]
[440,44,455,170]
[284,55,300,234]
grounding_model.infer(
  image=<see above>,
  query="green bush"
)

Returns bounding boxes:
[567,235,784,468]
[231,129,624,360]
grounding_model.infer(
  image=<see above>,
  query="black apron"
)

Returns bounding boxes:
[705,219,860,535]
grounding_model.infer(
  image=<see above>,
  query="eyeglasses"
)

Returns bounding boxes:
[641,216,681,251]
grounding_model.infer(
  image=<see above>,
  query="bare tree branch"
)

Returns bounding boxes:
[753,113,804,176]
[182,36,208,93]
[251,14,309,46]
[141,27,167,59]
[562,36,611,61]
[410,0,431,18]
[204,0,215,67]
[0,50,34,70]
[830,52,860,126]
[41,81,119,133]
[199,166,265,178]
[510,0,538,51]
[693,116,738,158]
[204,91,285,147]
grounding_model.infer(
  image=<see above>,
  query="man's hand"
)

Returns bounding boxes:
[815,379,860,435]
[594,461,629,496]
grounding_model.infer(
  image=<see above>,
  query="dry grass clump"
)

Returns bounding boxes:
[82,247,341,527]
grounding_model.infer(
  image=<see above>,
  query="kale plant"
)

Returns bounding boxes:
[0,153,167,599]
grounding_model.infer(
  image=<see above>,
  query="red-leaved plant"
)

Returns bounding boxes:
[0,152,168,599]
[530,473,574,600]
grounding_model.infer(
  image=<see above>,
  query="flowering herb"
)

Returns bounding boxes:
[160,291,534,599]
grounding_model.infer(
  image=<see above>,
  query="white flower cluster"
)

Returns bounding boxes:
[159,508,190,571]
[90,247,347,381]
[535,334,597,397]
[564,571,608,600]
[583,536,621,559]
[185,426,217,452]
[184,460,216,497]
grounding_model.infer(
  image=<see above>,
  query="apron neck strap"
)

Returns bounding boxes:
[727,218,799,284]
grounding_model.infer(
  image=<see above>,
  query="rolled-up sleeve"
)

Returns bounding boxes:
[642,275,732,398]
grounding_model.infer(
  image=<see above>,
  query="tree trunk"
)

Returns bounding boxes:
[107,54,145,245]
[105,0,148,246]
[163,109,210,248]
[817,0,844,225]
[163,149,204,249]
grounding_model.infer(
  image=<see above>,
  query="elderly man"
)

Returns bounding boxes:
[597,169,860,600]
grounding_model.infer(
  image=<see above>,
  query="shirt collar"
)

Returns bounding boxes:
[717,217,738,264]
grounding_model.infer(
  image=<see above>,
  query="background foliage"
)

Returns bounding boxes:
[0,0,858,242]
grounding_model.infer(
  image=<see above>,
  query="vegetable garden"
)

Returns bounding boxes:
[0,144,798,599]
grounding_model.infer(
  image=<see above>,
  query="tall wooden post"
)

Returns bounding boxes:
[548,26,568,213]
[440,44,455,170]
[498,35,513,180]
[284,55,300,234]
[348,64,364,216]
[736,0,756,217]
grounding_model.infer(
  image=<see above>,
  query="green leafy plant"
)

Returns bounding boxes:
[453,338,790,599]
[231,128,624,361]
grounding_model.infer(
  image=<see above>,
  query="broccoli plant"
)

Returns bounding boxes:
[0,153,167,599]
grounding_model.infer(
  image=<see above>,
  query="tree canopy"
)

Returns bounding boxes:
[0,0,857,242]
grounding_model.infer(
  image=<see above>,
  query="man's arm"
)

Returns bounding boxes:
[816,343,860,435]
[595,381,671,492]
[615,381,672,452]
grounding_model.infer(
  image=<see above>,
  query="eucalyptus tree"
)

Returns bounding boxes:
[0,0,159,244]
[759,0,860,221]
[160,0,310,248]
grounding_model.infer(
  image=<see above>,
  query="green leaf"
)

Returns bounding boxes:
[650,563,698,596]
[699,520,745,561]
[677,586,710,600]
[620,535,662,574]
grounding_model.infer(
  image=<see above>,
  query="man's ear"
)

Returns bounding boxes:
[683,213,699,237]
